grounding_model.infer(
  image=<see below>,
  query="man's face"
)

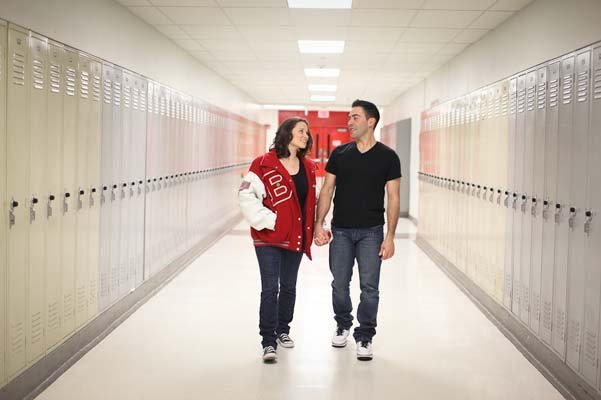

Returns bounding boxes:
[348,106,372,139]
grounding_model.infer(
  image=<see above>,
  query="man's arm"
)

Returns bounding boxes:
[379,178,400,259]
[314,172,336,245]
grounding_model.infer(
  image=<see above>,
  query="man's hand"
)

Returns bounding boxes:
[379,236,395,260]
[314,225,332,246]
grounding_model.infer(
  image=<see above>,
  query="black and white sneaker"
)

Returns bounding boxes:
[262,346,277,362]
[332,327,350,347]
[276,333,295,348]
[356,341,373,361]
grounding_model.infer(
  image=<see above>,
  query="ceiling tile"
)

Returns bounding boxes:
[128,6,173,24]
[158,6,231,24]
[189,49,215,61]
[216,0,287,5]
[351,0,424,8]
[350,9,416,27]
[248,40,297,52]
[421,0,495,10]
[198,39,250,51]
[150,0,217,5]
[490,0,534,11]
[224,8,292,25]
[469,11,513,29]
[239,26,298,40]
[453,28,488,43]
[438,42,468,55]
[392,42,445,54]
[116,0,152,6]
[400,28,459,42]
[385,52,431,65]
[180,25,241,39]
[154,24,190,39]
[289,10,351,26]
[295,26,348,40]
[254,51,301,61]
[345,27,404,42]
[345,40,396,53]
[211,50,257,61]
[300,54,343,66]
[172,38,205,50]
[410,10,482,28]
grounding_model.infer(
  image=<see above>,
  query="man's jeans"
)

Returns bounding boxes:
[255,246,303,348]
[329,225,383,343]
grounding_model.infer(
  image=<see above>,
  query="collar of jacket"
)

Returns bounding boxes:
[260,149,313,177]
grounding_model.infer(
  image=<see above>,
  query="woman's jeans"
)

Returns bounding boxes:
[329,225,384,343]
[255,246,303,348]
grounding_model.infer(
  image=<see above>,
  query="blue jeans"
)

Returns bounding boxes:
[329,225,384,343]
[255,246,303,348]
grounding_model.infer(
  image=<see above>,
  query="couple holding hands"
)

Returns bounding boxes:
[238,100,401,362]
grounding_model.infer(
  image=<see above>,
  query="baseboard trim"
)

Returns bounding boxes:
[408,214,418,226]
[415,235,600,400]
[1,213,243,400]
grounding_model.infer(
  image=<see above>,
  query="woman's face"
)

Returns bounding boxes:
[289,121,309,151]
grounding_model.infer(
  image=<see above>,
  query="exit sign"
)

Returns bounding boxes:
[318,110,330,118]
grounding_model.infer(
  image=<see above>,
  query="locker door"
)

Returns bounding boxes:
[0,19,8,386]
[143,81,155,279]
[7,25,30,378]
[512,74,526,316]
[541,60,560,347]
[495,82,509,305]
[75,53,91,328]
[61,47,79,339]
[566,48,592,371]
[134,76,147,288]
[530,65,548,335]
[27,33,48,362]
[45,41,64,350]
[98,63,113,311]
[119,70,133,297]
[583,44,601,388]
[109,67,123,304]
[504,78,517,310]
[520,70,536,325]
[553,54,576,359]
[87,58,102,320]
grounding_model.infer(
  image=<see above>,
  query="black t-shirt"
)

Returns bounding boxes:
[326,141,401,228]
[292,159,308,212]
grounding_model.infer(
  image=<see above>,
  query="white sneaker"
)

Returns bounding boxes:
[276,333,295,348]
[332,327,350,347]
[356,341,373,361]
[262,346,277,362]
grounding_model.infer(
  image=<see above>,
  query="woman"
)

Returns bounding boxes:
[238,117,316,362]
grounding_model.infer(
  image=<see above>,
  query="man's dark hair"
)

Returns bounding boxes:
[270,117,313,159]
[352,99,380,129]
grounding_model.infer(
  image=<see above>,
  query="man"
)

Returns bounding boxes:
[314,99,401,361]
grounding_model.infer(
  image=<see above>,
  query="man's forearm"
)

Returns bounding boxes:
[386,195,400,238]
[316,187,333,226]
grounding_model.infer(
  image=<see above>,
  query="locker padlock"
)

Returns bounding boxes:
[584,211,592,235]
[568,208,577,229]
[9,198,18,228]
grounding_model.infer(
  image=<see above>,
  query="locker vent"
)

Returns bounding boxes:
[80,70,89,99]
[577,71,589,102]
[47,301,59,329]
[561,74,573,104]
[543,300,553,330]
[517,88,526,113]
[557,308,567,341]
[66,67,76,96]
[140,88,147,111]
[76,286,86,313]
[123,84,131,109]
[527,85,536,111]
[100,271,108,297]
[50,63,61,94]
[549,79,559,107]
[494,96,501,118]
[133,87,139,111]
[32,58,45,90]
[568,319,582,352]
[103,77,112,104]
[523,285,530,311]
[584,328,598,367]
[160,96,166,116]
[12,49,26,86]
[113,81,121,107]
[92,73,101,101]
[592,68,601,100]
[532,292,541,322]
[10,321,25,355]
[501,94,508,115]
[31,312,43,344]
[537,81,546,109]
[509,92,517,114]
[63,292,74,317]
[89,280,97,305]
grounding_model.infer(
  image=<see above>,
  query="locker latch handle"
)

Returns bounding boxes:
[63,193,71,214]
[497,190,502,205]
[584,211,593,235]
[48,195,55,218]
[512,193,518,210]
[9,198,18,228]
[542,200,550,220]
[520,195,528,213]
[568,207,577,230]
[90,188,96,208]
[504,192,509,207]
[554,204,561,224]
[30,197,39,223]
[489,188,494,202]
[531,198,537,217]
[101,186,108,204]
[121,183,127,199]
[77,189,85,210]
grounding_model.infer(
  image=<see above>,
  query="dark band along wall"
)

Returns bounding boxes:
[0,21,265,390]
[418,41,601,396]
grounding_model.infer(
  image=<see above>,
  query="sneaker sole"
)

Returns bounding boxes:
[276,339,294,348]
[262,354,277,362]
[357,355,373,361]
[332,341,347,348]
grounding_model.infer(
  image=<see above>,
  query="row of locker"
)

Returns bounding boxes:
[418,40,601,392]
[0,22,265,388]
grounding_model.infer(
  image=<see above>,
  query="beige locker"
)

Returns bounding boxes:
[75,53,91,328]
[45,41,64,350]
[0,19,8,387]
[119,70,133,297]
[61,47,79,339]
[7,24,30,378]
[27,33,48,363]
[87,58,102,319]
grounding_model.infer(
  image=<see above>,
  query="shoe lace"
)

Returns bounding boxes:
[264,346,275,353]
[360,341,370,348]
[336,328,344,336]
[279,333,290,342]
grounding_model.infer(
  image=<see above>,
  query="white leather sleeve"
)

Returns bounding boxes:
[238,171,276,231]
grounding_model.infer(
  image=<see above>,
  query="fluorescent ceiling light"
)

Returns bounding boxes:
[298,40,345,54]
[305,68,340,77]
[263,104,305,110]
[288,0,352,8]
[308,84,337,92]
[311,95,336,102]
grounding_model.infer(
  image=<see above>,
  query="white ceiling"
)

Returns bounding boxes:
[116,0,533,107]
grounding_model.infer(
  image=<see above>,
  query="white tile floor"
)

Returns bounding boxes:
[35,219,564,400]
